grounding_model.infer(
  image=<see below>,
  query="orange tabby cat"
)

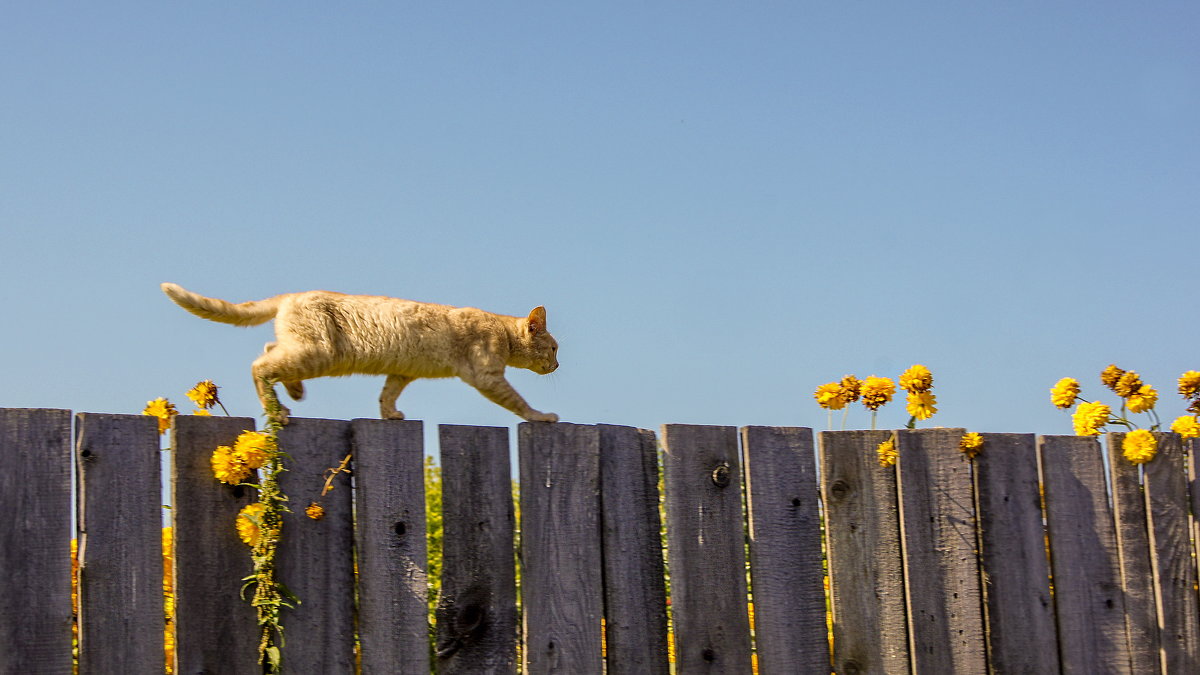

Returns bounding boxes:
[161,283,560,424]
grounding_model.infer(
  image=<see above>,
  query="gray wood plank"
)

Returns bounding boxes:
[170,414,260,674]
[661,424,753,674]
[0,408,74,675]
[895,428,986,674]
[819,430,910,675]
[973,433,1059,674]
[741,425,830,674]
[75,413,166,674]
[1039,434,1132,675]
[597,425,670,675]
[352,418,430,675]
[275,417,356,674]
[519,423,604,674]
[1107,432,1159,674]
[1140,432,1200,673]
[436,424,518,674]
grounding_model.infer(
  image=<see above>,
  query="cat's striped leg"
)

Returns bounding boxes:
[379,374,415,420]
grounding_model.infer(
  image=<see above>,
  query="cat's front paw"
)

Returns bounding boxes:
[381,410,406,421]
[524,410,559,423]
[269,405,291,426]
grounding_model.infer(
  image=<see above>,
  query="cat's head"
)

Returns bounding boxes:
[517,306,558,374]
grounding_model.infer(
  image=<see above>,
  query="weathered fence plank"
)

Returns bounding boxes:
[436,424,519,674]
[75,413,165,674]
[170,415,260,674]
[597,424,670,675]
[972,433,1059,674]
[741,425,830,674]
[352,418,429,675]
[0,408,74,675]
[819,430,910,675]
[1040,435,1132,674]
[1107,432,1159,674]
[519,423,604,674]
[275,417,356,674]
[895,428,986,674]
[661,424,753,674]
[1140,432,1200,673]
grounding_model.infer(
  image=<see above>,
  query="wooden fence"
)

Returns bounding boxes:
[3,408,1200,674]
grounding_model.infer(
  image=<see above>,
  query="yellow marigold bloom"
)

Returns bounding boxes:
[211,446,252,485]
[814,382,846,410]
[1178,371,1200,400]
[839,375,861,403]
[960,432,984,459]
[1170,415,1200,439]
[1050,377,1081,409]
[236,503,267,547]
[1072,401,1111,436]
[1114,371,1143,398]
[860,376,896,411]
[1122,429,1157,465]
[877,437,898,467]
[186,380,220,410]
[192,409,212,416]
[1126,384,1158,414]
[142,398,177,435]
[305,502,325,520]
[1100,364,1125,392]
[233,430,275,470]
[899,364,933,393]
[905,391,938,421]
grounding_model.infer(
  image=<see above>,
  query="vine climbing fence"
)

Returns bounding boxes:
[2,407,1199,674]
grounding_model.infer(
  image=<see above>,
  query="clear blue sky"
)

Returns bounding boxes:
[3,2,1197,449]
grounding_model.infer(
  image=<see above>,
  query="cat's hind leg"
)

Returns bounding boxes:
[379,374,415,420]
[262,342,306,402]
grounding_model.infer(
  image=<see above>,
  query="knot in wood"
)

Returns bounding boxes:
[710,463,731,488]
[829,478,851,500]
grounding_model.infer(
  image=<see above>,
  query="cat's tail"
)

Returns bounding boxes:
[161,283,281,326]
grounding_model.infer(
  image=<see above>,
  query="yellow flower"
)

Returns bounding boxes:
[860,376,896,411]
[1050,377,1081,409]
[1072,401,1111,436]
[192,409,212,416]
[839,375,862,403]
[960,432,984,459]
[1170,415,1200,439]
[142,398,178,435]
[1178,371,1200,400]
[210,446,252,485]
[305,502,325,520]
[186,380,220,410]
[1100,364,1125,391]
[1122,429,1157,464]
[905,391,938,421]
[1114,371,1143,398]
[1126,384,1158,414]
[233,430,275,470]
[236,503,267,547]
[814,382,846,410]
[899,364,933,393]
[877,437,898,467]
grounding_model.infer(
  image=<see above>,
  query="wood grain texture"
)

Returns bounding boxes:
[597,425,670,675]
[436,424,519,674]
[75,413,166,674]
[895,428,986,674]
[661,424,753,674]
[170,414,260,674]
[819,430,910,675]
[519,423,604,674]
[275,417,356,674]
[1139,432,1200,673]
[0,408,74,675]
[1039,435,1131,675]
[972,433,1059,674]
[1106,432,1159,674]
[351,418,429,675]
[740,425,830,674]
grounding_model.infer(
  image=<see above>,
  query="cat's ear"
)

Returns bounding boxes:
[527,306,547,335]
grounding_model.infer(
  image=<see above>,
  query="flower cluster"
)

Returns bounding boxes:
[210,430,276,486]
[877,436,898,467]
[142,398,178,435]
[815,365,937,430]
[143,380,230,434]
[959,432,984,460]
